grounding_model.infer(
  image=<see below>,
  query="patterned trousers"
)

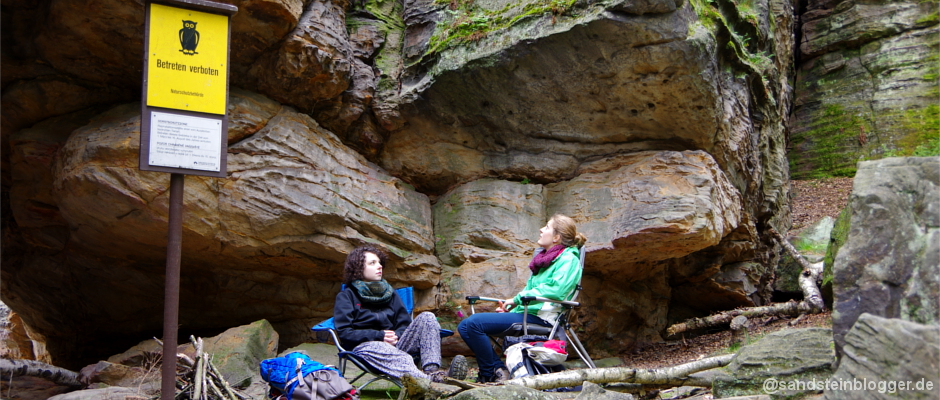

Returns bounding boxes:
[351,311,442,380]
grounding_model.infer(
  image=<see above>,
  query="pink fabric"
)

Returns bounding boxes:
[531,340,567,355]
[528,245,565,273]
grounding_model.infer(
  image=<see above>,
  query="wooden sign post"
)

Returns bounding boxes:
[140,1,236,398]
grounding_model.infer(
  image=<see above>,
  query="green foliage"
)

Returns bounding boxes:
[520,177,531,184]
[423,0,578,59]
[794,238,828,254]
[916,11,939,25]
[688,0,773,73]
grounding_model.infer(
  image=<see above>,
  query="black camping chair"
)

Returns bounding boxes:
[465,246,597,369]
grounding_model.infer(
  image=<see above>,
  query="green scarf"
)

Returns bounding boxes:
[350,279,394,304]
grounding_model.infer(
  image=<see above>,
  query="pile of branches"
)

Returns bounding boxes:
[170,336,248,400]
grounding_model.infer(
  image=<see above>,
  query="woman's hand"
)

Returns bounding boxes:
[497,299,515,313]
[383,330,399,345]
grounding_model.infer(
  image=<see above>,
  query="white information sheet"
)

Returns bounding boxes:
[149,111,222,172]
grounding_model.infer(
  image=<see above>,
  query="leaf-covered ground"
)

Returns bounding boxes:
[789,177,854,234]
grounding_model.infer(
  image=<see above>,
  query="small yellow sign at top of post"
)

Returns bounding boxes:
[146,3,228,115]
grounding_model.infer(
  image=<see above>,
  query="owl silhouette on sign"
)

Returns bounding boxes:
[179,20,199,55]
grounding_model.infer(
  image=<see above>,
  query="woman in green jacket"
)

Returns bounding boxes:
[457,214,587,383]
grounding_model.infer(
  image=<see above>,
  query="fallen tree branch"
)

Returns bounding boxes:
[770,228,826,311]
[503,354,733,390]
[193,337,206,400]
[0,359,82,388]
[667,229,829,336]
[667,301,815,336]
[768,228,815,272]
[400,374,463,399]
[798,263,826,311]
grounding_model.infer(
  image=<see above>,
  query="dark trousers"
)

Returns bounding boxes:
[457,312,550,378]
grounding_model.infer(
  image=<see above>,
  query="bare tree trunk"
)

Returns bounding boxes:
[770,228,826,311]
[798,263,825,311]
[0,358,82,388]
[502,354,733,390]
[768,228,816,272]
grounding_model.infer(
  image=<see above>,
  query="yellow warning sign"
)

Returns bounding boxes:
[146,3,229,114]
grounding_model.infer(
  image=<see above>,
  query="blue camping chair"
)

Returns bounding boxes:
[312,286,454,390]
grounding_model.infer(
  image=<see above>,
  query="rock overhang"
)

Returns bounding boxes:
[383,2,725,193]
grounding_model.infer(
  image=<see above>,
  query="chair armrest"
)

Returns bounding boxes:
[465,296,503,304]
[465,296,504,314]
[519,296,580,307]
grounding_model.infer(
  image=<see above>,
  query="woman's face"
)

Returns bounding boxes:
[537,219,560,248]
[362,252,383,281]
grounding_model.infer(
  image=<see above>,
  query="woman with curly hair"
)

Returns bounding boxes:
[333,245,467,382]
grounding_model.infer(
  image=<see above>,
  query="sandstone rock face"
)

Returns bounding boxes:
[3,0,794,367]
[435,151,760,352]
[5,95,439,367]
[831,157,940,354]
[789,0,939,178]
[0,302,50,363]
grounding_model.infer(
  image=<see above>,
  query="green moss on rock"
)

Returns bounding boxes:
[795,104,868,179]
[822,206,851,307]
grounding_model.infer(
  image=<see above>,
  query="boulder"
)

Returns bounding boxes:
[825,313,940,400]
[47,387,143,400]
[713,328,835,398]
[433,179,545,267]
[451,384,560,400]
[201,319,279,398]
[821,207,852,307]
[77,361,159,395]
[831,157,940,354]
[576,381,635,400]
[551,151,745,269]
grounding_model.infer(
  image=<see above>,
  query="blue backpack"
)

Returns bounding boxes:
[260,352,356,400]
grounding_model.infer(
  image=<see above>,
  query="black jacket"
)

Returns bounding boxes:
[333,287,411,350]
